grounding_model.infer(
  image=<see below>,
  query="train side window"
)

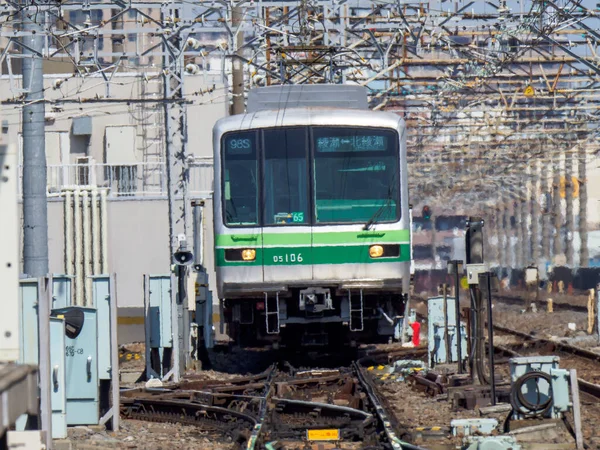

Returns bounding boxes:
[222,131,259,226]
[263,127,309,225]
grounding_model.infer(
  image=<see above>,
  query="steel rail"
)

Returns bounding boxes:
[353,362,429,450]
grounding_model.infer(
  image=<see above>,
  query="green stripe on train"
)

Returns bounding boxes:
[215,243,411,266]
[215,229,410,247]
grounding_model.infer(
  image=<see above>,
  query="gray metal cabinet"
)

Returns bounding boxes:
[53,307,99,425]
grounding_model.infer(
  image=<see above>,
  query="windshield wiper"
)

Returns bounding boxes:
[363,189,393,231]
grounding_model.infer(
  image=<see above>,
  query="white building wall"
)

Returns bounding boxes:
[6,72,224,343]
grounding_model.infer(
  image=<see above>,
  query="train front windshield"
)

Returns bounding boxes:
[222,127,400,226]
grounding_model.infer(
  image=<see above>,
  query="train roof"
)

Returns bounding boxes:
[213,107,406,136]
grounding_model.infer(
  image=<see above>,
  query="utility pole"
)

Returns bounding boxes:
[565,151,574,267]
[231,5,245,115]
[515,199,523,267]
[162,1,191,376]
[541,159,551,262]
[531,160,541,265]
[504,199,513,267]
[520,198,528,266]
[21,0,48,277]
[579,146,589,267]
[552,156,562,260]
[495,207,503,269]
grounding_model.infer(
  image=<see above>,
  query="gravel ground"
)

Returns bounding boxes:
[62,289,600,449]
[57,420,235,450]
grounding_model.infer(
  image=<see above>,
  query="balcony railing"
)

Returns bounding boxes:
[19,158,213,198]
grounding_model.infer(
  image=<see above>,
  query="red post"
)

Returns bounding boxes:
[411,321,421,347]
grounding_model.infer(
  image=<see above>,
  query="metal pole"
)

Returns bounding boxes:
[552,158,562,260]
[170,272,180,382]
[21,2,49,277]
[162,3,190,259]
[496,207,504,271]
[565,151,574,267]
[515,200,523,267]
[531,161,541,265]
[231,5,245,115]
[38,277,53,449]
[192,201,203,268]
[177,264,188,374]
[542,160,552,262]
[454,261,463,374]
[502,201,510,268]
[596,284,600,345]
[443,284,449,364]
[431,214,437,269]
[484,273,496,405]
[108,273,120,431]
[579,146,588,267]
[520,199,528,266]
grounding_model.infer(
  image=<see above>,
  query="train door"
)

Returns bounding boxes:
[262,127,313,284]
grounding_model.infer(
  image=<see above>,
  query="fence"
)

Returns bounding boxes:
[19,158,213,198]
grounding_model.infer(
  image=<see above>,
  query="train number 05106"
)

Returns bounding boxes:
[272,253,303,263]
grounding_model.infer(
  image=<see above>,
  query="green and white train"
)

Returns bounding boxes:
[212,85,412,347]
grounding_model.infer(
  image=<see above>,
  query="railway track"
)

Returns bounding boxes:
[121,351,428,450]
[494,292,589,314]
[493,324,600,399]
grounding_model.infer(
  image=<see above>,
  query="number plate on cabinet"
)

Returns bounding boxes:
[306,429,340,441]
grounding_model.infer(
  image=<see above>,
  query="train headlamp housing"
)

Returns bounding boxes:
[241,249,256,261]
[224,248,257,262]
[369,245,384,258]
[368,244,400,259]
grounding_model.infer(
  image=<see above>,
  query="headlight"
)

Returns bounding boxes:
[241,249,256,261]
[369,245,384,258]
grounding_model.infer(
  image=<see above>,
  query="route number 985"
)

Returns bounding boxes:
[272,253,303,263]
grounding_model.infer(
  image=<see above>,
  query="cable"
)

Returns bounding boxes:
[510,371,553,418]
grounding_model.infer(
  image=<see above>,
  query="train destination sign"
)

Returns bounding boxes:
[316,135,387,152]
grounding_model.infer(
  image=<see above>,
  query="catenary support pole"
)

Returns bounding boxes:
[231,5,245,115]
[565,151,574,267]
[552,157,562,261]
[21,1,48,277]
[520,198,528,266]
[515,200,523,267]
[541,161,551,262]
[579,146,588,267]
[531,161,541,265]
[496,207,504,271]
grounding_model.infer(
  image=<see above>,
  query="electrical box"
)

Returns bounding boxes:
[19,280,40,365]
[466,264,487,285]
[104,126,138,164]
[18,280,68,438]
[465,436,521,450]
[52,275,73,310]
[509,356,560,419]
[50,317,67,439]
[550,367,571,416]
[72,116,92,136]
[451,418,498,436]
[92,276,112,381]
[427,296,467,366]
[52,307,99,425]
[145,275,173,378]
[147,276,173,349]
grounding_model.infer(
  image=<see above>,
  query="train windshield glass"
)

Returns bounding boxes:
[222,131,259,226]
[263,128,309,225]
[313,127,399,224]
